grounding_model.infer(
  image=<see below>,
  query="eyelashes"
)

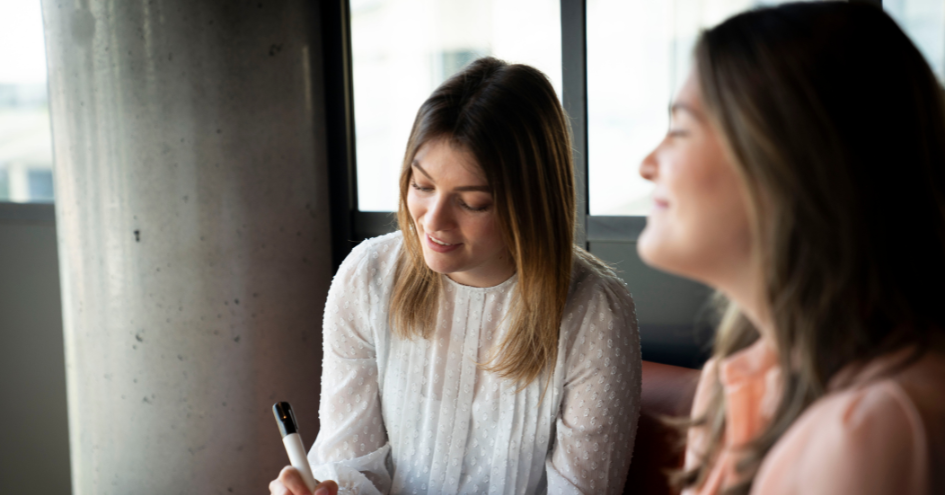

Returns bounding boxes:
[461,203,489,212]
[410,182,491,212]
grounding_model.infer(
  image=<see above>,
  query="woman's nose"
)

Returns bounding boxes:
[640,146,659,182]
[423,195,454,233]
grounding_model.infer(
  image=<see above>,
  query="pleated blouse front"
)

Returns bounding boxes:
[308,232,642,495]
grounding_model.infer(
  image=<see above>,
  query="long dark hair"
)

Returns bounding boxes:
[681,3,945,493]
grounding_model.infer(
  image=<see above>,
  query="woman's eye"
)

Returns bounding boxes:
[461,202,490,212]
[668,128,689,138]
[411,181,432,192]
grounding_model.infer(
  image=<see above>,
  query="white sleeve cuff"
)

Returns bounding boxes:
[310,442,392,495]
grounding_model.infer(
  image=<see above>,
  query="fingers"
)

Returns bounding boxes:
[269,476,290,495]
[273,466,312,495]
[312,480,339,495]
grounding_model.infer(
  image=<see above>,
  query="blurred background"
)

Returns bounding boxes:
[343,0,945,215]
[3,0,942,208]
[1,0,940,493]
[0,0,53,203]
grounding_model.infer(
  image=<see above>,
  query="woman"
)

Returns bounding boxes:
[638,3,945,494]
[270,57,641,495]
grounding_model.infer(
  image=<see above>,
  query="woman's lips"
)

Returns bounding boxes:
[425,233,462,253]
[652,197,670,210]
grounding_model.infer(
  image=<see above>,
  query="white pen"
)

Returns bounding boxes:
[273,401,320,492]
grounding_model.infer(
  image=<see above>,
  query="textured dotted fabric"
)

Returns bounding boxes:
[309,232,642,495]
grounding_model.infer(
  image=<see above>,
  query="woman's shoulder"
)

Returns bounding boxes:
[755,350,945,494]
[560,247,638,344]
[818,348,945,437]
[329,231,403,296]
[567,247,634,307]
[337,231,403,276]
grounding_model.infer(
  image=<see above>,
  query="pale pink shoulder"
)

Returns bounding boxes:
[752,377,930,495]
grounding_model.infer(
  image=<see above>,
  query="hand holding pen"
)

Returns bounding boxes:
[269,466,337,495]
[269,402,339,495]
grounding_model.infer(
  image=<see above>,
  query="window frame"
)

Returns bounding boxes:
[323,0,883,272]
[323,0,645,272]
[0,202,56,224]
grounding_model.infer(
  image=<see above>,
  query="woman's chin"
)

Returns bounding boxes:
[637,228,686,278]
[636,227,663,268]
[421,253,456,276]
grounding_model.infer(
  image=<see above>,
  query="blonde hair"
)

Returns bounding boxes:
[678,3,945,493]
[389,57,578,387]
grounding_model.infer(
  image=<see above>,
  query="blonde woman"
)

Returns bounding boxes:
[270,57,641,495]
[638,3,945,494]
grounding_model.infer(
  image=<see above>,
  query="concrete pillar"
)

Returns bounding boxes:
[42,1,331,493]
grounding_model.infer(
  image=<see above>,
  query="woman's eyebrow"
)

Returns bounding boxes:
[412,163,491,192]
[670,102,704,121]
[412,161,434,182]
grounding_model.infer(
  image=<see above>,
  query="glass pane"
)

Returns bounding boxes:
[0,0,53,203]
[587,0,808,216]
[28,169,54,201]
[351,0,562,212]
[886,0,945,82]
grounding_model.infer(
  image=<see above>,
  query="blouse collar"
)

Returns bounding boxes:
[442,272,518,295]
[719,338,781,447]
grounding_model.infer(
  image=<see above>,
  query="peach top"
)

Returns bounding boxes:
[682,339,945,495]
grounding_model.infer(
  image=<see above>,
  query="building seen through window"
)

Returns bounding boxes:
[350,0,562,212]
[886,0,945,83]
[587,0,817,217]
[0,0,53,203]
[2,0,940,211]
[587,0,945,217]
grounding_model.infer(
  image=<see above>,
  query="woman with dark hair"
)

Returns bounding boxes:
[638,2,945,494]
[270,57,641,495]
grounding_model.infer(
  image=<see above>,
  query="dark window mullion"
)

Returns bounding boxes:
[322,0,359,273]
[561,0,589,249]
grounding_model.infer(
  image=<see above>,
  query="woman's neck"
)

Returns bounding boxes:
[720,267,778,351]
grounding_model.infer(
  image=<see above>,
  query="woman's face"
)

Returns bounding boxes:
[407,139,514,288]
[637,69,755,294]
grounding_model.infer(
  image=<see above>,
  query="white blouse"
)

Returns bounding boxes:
[308,232,642,495]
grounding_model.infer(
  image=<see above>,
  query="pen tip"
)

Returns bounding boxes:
[272,401,299,437]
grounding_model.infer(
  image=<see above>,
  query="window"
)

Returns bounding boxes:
[0,0,53,203]
[886,0,945,81]
[334,0,874,367]
[350,0,562,212]
[586,0,818,216]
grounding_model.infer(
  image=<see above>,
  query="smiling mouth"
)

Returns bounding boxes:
[428,234,456,246]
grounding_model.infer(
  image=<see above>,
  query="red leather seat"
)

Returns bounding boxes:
[623,361,701,495]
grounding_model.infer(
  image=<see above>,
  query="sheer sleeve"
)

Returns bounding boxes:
[308,243,392,495]
[546,278,642,494]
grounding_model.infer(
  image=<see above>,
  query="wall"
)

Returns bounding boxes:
[0,203,70,493]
